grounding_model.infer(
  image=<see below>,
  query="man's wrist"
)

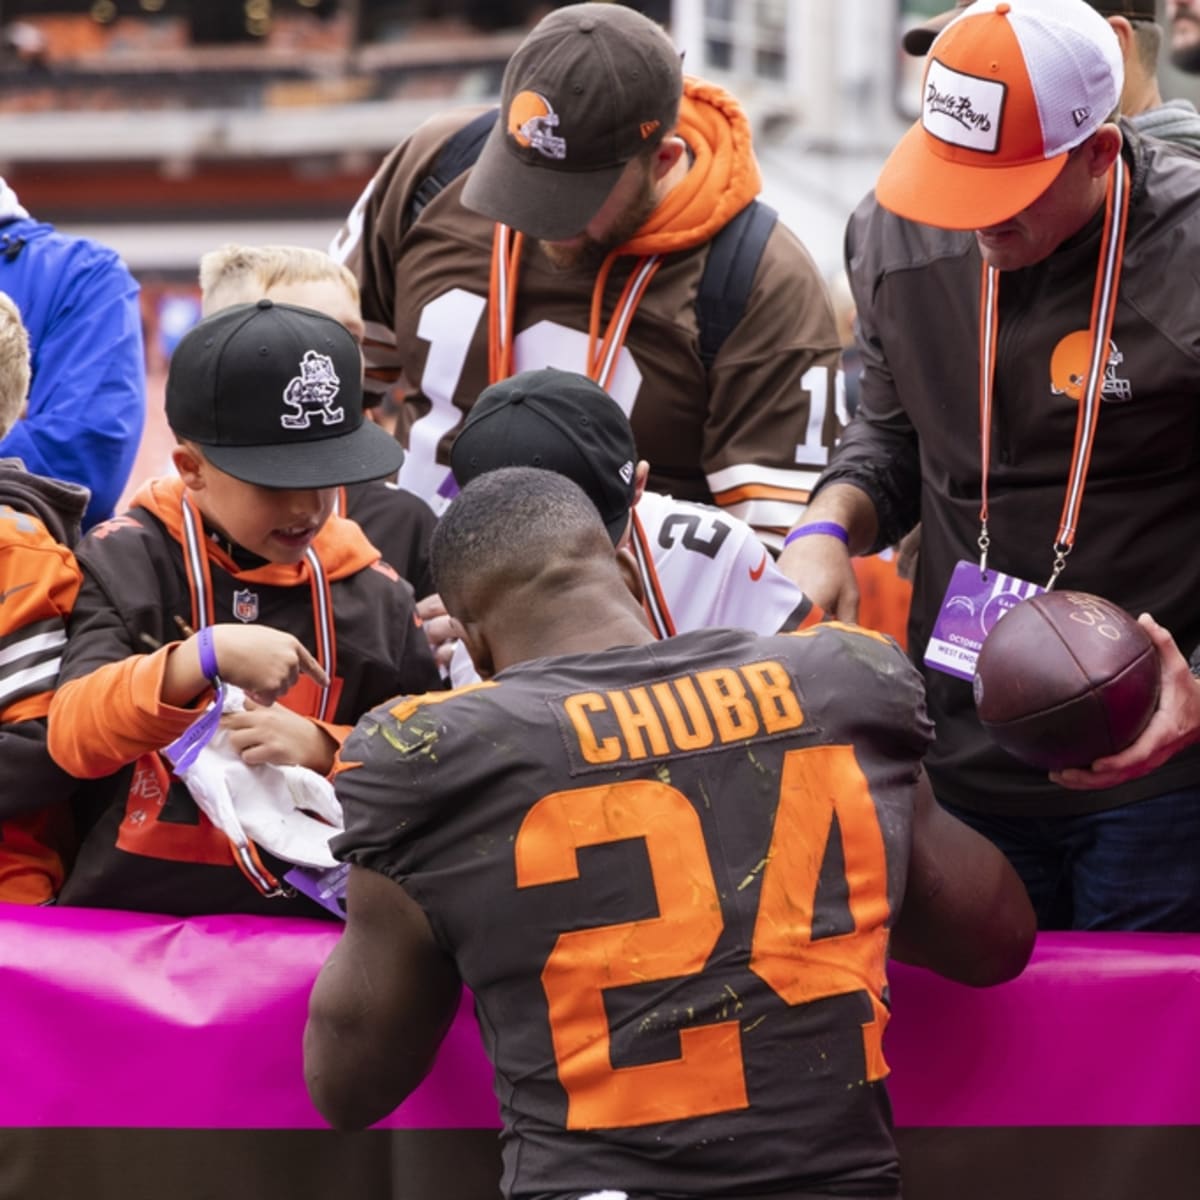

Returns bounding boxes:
[783,521,850,549]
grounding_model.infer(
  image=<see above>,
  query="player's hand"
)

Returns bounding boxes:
[776,533,860,623]
[222,699,339,774]
[1052,614,1200,790]
[417,592,462,671]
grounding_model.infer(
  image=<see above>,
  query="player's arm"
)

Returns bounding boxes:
[305,863,462,1131]
[890,769,1036,987]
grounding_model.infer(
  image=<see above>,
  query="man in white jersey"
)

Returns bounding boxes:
[426,368,821,684]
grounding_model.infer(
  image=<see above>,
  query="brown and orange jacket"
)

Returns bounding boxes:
[336,79,842,536]
[0,459,86,905]
[47,475,440,917]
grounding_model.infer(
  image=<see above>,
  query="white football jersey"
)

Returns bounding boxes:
[629,490,816,639]
[449,490,818,687]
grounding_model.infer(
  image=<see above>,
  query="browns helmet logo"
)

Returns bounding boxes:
[1049,330,1131,403]
[507,90,567,161]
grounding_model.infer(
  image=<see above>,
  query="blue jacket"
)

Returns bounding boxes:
[0,216,144,528]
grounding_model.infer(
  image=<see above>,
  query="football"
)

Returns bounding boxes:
[973,590,1161,771]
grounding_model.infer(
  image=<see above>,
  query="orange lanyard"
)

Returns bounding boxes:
[179,494,337,721]
[487,223,661,391]
[976,159,1130,589]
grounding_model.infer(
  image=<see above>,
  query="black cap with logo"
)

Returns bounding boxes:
[450,368,638,545]
[460,3,682,241]
[166,299,403,489]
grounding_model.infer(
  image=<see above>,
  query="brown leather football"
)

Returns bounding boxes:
[973,590,1160,771]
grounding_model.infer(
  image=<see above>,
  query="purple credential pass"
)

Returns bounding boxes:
[925,560,1044,682]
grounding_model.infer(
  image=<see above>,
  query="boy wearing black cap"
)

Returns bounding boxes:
[47,300,440,917]
[444,368,820,669]
[423,367,823,686]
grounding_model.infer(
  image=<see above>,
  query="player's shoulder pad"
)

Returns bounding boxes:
[782,619,917,677]
[344,680,501,762]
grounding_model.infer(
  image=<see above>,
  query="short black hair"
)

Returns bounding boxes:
[431,466,613,613]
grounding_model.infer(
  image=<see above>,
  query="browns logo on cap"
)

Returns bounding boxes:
[507,90,566,160]
[461,3,682,242]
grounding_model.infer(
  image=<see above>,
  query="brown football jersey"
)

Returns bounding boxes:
[335,624,932,1199]
[333,94,844,539]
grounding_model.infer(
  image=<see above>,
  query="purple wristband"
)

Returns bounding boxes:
[197,625,220,683]
[783,521,849,548]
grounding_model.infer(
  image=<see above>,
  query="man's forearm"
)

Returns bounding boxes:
[788,482,880,556]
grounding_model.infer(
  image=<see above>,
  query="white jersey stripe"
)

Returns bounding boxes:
[707,462,823,494]
[0,629,65,670]
[0,657,60,706]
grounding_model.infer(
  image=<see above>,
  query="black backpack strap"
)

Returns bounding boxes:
[408,108,500,226]
[696,199,778,370]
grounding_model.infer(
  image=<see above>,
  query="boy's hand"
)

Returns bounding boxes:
[222,700,338,775]
[214,625,329,706]
[164,624,329,709]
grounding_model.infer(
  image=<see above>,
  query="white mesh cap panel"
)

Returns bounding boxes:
[939,0,1122,160]
[1010,0,1122,156]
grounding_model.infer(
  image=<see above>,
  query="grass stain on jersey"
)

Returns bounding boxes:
[380,713,441,760]
[737,856,769,891]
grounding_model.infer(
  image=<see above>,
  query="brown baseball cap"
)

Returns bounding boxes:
[460,3,682,242]
[903,0,1156,56]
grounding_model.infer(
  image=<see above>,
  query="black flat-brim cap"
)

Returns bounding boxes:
[450,367,637,545]
[167,299,404,489]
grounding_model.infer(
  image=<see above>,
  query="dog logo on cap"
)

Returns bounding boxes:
[1049,330,1131,404]
[508,91,567,161]
[281,350,345,430]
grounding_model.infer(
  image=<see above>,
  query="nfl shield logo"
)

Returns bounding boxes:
[232,589,259,623]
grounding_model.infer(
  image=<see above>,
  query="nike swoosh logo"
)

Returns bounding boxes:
[749,552,767,582]
[0,582,33,604]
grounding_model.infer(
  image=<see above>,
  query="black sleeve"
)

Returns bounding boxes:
[812,193,923,551]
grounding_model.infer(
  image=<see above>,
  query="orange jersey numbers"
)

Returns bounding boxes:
[515,780,747,1130]
[514,745,892,1130]
[749,744,890,1082]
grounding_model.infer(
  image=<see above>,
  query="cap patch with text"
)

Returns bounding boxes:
[877,0,1122,230]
